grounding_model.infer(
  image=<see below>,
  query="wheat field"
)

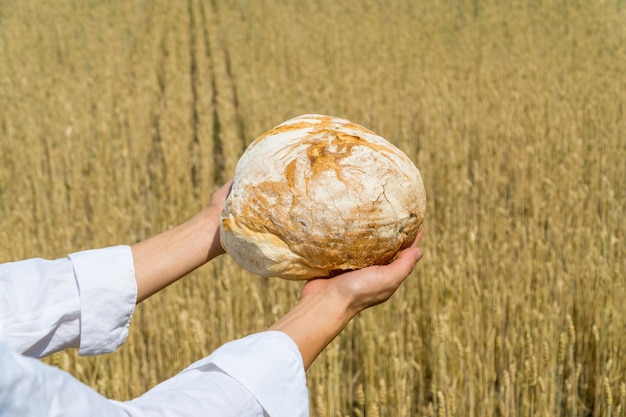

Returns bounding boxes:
[1,0,625,416]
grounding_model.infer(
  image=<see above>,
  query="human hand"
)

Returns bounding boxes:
[132,178,234,303]
[202,178,233,257]
[207,178,234,213]
[270,228,424,369]
[300,227,425,318]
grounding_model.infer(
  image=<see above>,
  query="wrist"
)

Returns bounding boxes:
[300,281,356,327]
[270,280,354,370]
[322,277,371,320]
[193,204,225,261]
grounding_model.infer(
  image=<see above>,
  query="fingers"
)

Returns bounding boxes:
[303,234,426,315]
[373,227,425,288]
[387,245,423,282]
[392,225,425,273]
[409,226,425,249]
[346,245,423,312]
[222,178,234,189]
[216,178,234,197]
[208,178,234,210]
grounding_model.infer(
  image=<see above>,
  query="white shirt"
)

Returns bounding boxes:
[0,246,309,417]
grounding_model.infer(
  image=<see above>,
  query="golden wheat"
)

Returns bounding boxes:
[1,0,625,415]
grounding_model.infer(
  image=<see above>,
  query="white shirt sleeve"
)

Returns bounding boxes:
[0,340,129,417]
[0,246,136,358]
[124,331,310,417]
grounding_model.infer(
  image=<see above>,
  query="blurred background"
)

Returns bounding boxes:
[1,0,625,415]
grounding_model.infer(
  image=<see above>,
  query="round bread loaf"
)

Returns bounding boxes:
[220,114,426,279]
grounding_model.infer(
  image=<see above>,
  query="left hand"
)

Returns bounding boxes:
[207,178,234,212]
[203,178,234,257]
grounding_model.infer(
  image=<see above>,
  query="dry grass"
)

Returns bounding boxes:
[1,0,625,415]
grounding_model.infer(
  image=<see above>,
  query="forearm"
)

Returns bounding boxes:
[269,287,354,370]
[131,205,224,303]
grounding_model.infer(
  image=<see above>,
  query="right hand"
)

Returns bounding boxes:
[300,228,425,318]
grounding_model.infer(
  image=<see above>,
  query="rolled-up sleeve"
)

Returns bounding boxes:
[208,331,309,416]
[0,245,136,358]
[125,331,310,417]
[68,246,136,356]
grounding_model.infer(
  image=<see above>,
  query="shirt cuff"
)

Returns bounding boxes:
[209,331,309,417]
[68,246,137,356]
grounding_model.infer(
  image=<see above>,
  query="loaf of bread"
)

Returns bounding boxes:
[220,114,426,279]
